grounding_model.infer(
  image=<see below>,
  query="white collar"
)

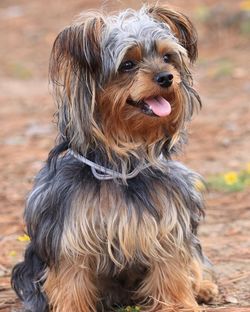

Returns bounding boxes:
[69,149,150,180]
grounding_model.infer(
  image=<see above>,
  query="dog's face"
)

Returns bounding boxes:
[50,6,201,161]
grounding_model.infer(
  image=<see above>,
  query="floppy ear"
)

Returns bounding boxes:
[49,15,105,152]
[148,6,198,62]
[50,14,105,89]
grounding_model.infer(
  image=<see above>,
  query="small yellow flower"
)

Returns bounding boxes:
[135,307,140,311]
[17,234,30,242]
[240,0,250,11]
[9,251,17,257]
[224,172,239,185]
[194,179,205,192]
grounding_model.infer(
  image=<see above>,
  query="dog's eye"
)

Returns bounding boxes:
[163,54,171,63]
[119,60,136,72]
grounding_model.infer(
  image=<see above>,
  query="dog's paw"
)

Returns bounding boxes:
[197,280,218,304]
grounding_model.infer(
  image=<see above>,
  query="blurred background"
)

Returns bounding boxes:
[0,0,249,311]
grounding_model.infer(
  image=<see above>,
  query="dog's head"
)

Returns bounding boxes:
[50,6,201,163]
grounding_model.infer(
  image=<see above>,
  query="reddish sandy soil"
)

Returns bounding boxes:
[0,0,249,311]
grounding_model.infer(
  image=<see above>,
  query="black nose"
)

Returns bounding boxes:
[155,72,174,88]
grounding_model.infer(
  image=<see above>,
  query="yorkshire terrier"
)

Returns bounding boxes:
[12,5,218,312]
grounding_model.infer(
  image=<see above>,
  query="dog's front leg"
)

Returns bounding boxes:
[44,259,99,312]
[134,259,201,312]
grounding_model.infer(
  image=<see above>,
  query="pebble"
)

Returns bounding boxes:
[224,295,238,304]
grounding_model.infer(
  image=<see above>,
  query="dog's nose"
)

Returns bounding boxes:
[155,72,174,88]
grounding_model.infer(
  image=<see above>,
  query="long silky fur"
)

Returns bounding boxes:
[13,153,204,311]
[12,5,209,312]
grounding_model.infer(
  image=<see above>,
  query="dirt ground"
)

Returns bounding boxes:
[0,0,249,311]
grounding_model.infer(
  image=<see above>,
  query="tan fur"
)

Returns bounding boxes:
[135,261,200,312]
[44,258,216,311]
[191,260,218,305]
[156,40,185,57]
[97,40,190,171]
[197,280,218,304]
[47,182,210,311]
[61,182,192,266]
[44,259,98,312]
[148,6,198,62]
[124,45,143,63]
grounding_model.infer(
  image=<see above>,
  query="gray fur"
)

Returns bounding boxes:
[101,7,179,78]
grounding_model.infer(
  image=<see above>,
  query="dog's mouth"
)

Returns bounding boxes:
[127,96,172,117]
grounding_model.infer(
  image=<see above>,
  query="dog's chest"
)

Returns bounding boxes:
[61,174,191,269]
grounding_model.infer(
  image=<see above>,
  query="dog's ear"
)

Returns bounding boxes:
[50,14,105,87]
[148,6,198,62]
[49,15,105,152]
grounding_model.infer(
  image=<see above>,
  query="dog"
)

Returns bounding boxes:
[11,5,218,312]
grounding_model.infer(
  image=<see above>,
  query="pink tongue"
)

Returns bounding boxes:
[144,96,171,117]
